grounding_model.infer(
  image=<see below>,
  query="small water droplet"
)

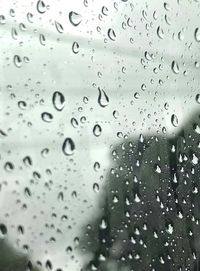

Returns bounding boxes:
[27,12,33,23]
[41,112,53,122]
[41,148,49,158]
[36,0,47,14]
[18,101,27,110]
[52,91,65,111]
[11,27,18,40]
[4,162,14,172]
[14,55,22,68]
[108,28,116,41]
[0,15,6,25]
[98,87,109,107]
[194,28,200,42]
[24,187,32,197]
[196,94,200,104]
[171,114,178,127]
[39,34,46,45]
[93,183,99,192]
[93,124,102,137]
[23,156,32,167]
[171,60,179,74]
[55,21,64,33]
[113,110,119,119]
[94,161,100,171]
[102,6,108,16]
[62,138,75,156]
[69,11,82,26]
[72,41,79,54]
[71,118,79,128]
[0,224,7,238]
[157,26,164,39]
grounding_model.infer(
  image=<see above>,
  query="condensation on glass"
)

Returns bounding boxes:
[0,0,200,270]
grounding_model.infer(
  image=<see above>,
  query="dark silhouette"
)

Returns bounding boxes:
[0,239,41,271]
[79,112,200,271]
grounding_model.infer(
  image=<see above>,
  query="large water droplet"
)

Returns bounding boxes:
[194,28,200,42]
[4,162,14,172]
[14,55,22,68]
[36,0,47,14]
[108,28,116,41]
[0,224,7,238]
[69,11,82,26]
[93,124,102,137]
[72,42,79,54]
[23,156,32,167]
[171,60,179,74]
[62,137,75,156]
[55,21,64,33]
[52,91,65,111]
[41,112,53,122]
[18,100,27,110]
[98,88,109,107]
[171,114,178,127]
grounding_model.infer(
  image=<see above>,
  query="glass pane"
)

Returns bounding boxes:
[0,0,200,270]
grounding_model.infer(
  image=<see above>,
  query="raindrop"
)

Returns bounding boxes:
[52,91,65,111]
[71,118,79,128]
[58,192,64,201]
[93,183,99,193]
[41,148,49,158]
[55,21,64,33]
[11,28,18,40]
[113,110,119,119]
[23,156,32,167]
[0,15,6,25]
[0,224,7,238]
[27,12,33,23]
[18,101,27,110]
[72,42,79,54]
[62,137,75,156]
[171,114,178,127]
[102,6,108,16]
[107,28,116,41]
[14,55,22,68]
[4,162,14,172]
[69,11,82,26]
[93,124,102,137]
[41,112,53,122]
[36,0,47,14]
[196,94,200,104]
[194,28,200,42]
[157,26,164,39]
[171,60,179,74]
[39,34,46,45]
[24,187,32,197]
[98,87,109,107]
[94,161,100,171]
[154,164,161,174]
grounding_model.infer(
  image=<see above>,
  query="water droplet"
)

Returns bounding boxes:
[24,187,31,197]
[27,12,33,23]
[36,0,47,14]
[18,101,27,110]
[52,91,65,111]
[93,124,102,137]
[94,161,100,171]
[171,60,179,74]
[14,55,22,68]
[93,183,99,193]
[171,114,178,127]
[55,21,64,33]
[71,118,79,128]
[196,94,200,104]
[41,112,53,122]
[58,191,64,201]
[107,28,116,41]
[0,224,7,238]
[23,156,32,167]
[62,137,75,156]
[0,15,6,25]
[69,11,82,26]
[194,28,200,42]
[11,28,18,40]
[99,219,107,229]
[72,41,79,54]
[102,6,108,16]
[41,148,49,158]
[39,34,46,45]
[4,162,14,172]
[157,26,164,39]
[113,110,119,119]
[154,164,161,174]
[98,87,109,107]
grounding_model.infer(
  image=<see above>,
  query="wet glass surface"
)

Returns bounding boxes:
[0,0,200,270]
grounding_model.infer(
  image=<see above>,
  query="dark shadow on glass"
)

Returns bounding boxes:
[79,111,200,271]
